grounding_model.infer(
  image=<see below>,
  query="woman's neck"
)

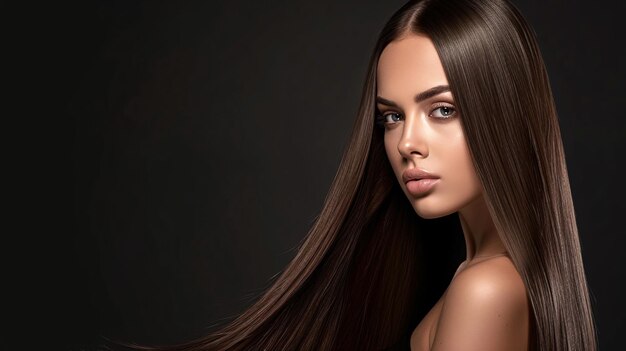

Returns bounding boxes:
[457,193,508,262]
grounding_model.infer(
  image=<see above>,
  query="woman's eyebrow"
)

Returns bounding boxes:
[376,85,451,107]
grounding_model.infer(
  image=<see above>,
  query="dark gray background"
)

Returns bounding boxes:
[11,0,625,350]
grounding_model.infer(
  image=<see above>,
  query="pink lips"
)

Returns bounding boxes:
[405,178,440,196]
[402,167,440,196]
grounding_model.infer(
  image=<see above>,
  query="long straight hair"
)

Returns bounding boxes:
[144,0,597,349]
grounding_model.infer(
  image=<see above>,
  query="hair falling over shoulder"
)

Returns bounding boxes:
[131,0,598,350]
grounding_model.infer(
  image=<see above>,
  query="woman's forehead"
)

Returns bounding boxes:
[377,35,449,100]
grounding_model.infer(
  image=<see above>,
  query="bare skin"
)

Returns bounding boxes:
[376,33,529,350]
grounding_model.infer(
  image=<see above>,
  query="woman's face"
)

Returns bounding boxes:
[376,34,483,219]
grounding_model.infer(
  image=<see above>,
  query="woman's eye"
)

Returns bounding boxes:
[384,112,402,123]
[431,106,456,119]
[375,112,402,127]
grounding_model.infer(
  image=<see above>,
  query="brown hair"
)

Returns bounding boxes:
[138,0,597,349]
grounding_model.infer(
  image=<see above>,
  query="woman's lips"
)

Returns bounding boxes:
[405,178,440,196]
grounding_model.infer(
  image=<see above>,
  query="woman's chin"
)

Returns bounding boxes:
[410,197,458,219]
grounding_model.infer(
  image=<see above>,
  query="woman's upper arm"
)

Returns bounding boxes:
[430,263,529,351]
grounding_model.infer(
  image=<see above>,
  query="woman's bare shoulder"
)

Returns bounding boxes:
[431,257,529,350]
[456,256,527,290]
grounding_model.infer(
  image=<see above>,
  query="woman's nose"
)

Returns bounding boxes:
[397,112,428,159]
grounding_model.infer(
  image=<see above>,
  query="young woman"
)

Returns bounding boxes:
[148,0,597,349]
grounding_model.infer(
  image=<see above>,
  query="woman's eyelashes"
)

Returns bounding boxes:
[375,104,457,128]
[375,112,402,126]
[431,104,456,118]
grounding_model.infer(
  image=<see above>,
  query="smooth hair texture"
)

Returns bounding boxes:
[135,0,597,350]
